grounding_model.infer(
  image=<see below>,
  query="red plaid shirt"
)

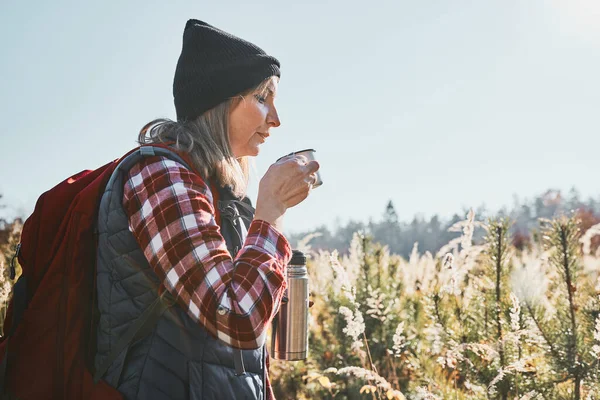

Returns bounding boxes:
[122,155,291,399]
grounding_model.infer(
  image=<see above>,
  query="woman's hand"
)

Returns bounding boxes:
[254,155,320,231]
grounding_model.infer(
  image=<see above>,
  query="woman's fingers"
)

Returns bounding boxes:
[258,155,321,211]
[304,172,318,186]
[305,160,320,174]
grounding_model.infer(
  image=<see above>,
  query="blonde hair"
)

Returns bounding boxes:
[138,77,276,198]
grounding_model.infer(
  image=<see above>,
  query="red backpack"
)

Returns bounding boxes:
[0,155,125,399]
[0,145,189,399]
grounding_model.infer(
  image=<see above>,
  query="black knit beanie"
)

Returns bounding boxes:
[173,19,281,122]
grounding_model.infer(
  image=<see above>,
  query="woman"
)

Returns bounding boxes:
[93,19,319,399]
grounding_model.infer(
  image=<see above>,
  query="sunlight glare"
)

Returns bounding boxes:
[551,0,600,42]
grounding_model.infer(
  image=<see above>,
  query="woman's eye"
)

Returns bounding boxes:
[254,94,267,104]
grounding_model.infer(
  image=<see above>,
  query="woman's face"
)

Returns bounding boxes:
[229,77,280,158]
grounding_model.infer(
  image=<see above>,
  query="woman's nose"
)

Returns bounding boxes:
[267,106,281,128]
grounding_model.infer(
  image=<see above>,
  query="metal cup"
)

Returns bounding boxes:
[276,148,323,188]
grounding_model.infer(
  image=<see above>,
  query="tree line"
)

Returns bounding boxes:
[288,188,600,258]
[2,188,600,261]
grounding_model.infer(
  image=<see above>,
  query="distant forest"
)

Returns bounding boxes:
[288,188,600,259]
[3,189,600,262]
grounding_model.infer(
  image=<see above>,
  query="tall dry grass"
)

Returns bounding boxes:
[271,211,600,400]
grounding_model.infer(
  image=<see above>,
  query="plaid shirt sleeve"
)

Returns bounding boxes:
[122,155,292,349]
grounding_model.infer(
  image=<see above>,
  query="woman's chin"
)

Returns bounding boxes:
[235,145,261,158]
[243,147,260,157]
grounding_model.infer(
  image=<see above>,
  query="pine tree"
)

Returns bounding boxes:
[483,218,512,400]
[541,216,590,400]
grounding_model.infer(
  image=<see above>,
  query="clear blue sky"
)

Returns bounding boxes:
[1,0,599,234]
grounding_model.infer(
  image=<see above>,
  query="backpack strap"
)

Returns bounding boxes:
[104,145,191,190]
[216,194,255,377]
[93,290,175,386]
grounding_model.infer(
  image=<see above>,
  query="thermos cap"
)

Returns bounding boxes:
[290,250,306,265]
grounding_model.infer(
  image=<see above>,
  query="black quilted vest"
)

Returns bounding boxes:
[93,147,266,399]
